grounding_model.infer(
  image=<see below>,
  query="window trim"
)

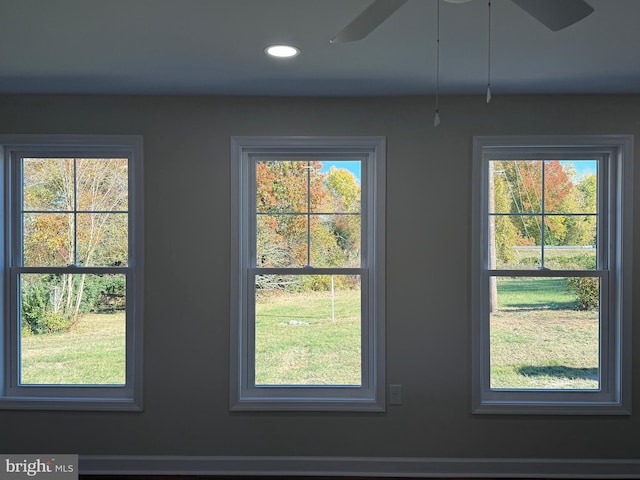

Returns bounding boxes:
[230,136,385,411]
[471,135,632,415]
[0,134,144,411]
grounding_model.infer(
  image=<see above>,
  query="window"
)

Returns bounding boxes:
[230,136,385,411]
[472,135,632,414]
[0,135,143,410]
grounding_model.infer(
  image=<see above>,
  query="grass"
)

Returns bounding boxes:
[18,278,598,390]
[490,277,599,389]
[20,312,126,385]
[255,288,361,385]
[496,277,579,309]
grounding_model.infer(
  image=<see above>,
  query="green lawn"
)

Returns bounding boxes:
[19,279,598,390]
[255,288,361,385]
[490,277,599,390]
[496,277,579,309]
[20,312,126,385]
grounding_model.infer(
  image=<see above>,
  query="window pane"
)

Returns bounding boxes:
[310,215,361,267]
[490,214,541,269]
[23,158,74,212]
[256,214,307,267]
[256,161,310,213]
[76,158,128,211]
[255,274,361,386]
[543,160,575,213]
[543,216,597,270]
[491,159,599,270]
[23,213,74,267]
[490,276,599,390]
[490,160,542,214]
[546,160,598,214]
[77,213,128,266]
[20,273,126,385]
[314,161,361,213]
[255,160,363,268]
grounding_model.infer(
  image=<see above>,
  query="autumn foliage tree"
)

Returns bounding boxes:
[255,161,361,291]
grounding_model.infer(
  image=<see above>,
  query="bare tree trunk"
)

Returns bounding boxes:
[73,273,86,321]
[64,273,74,313]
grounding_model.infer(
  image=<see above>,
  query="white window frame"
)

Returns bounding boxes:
[0,134,144,411]
[230,136,385,411]
[471,135,632,415]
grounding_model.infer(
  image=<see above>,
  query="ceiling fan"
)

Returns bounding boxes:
[330,0,594,43]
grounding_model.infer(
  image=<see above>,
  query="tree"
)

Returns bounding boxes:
[562,173,597,246]
[255,161,362,290]
[22,157,128,327]
[325,166,361,267]
[256,160,327,268]
[490,162,522,267]
[499,160,572,246]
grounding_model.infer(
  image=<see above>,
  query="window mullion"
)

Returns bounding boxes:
[73,157,78,266]
[249,267,364,275]
[306,160,311,267]
[540,160,546,268]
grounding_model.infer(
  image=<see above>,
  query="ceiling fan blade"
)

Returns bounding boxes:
[330,0,409,43]
[510,0,594,31]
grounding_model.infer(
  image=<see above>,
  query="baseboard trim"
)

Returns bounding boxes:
[79,455,640,478]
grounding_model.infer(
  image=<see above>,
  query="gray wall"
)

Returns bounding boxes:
[0,94,638,459]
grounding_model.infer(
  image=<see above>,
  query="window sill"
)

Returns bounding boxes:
[0,395,142,411]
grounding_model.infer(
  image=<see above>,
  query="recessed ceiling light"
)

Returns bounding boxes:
[265,45,300,58]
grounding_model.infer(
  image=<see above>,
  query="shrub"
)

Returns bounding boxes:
[567,277,599,310]
[22,280,50,334]
[39,312,72,333]
[21,278,72,334]
[82,275,126,313]
[551,253,596,270]
[21,324,33,338]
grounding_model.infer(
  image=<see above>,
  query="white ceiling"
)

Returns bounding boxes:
[1,0,638,96]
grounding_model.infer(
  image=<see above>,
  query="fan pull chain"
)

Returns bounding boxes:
[434,0,441,126]
[486,0,492,103]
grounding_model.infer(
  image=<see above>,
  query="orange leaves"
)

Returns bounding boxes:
[543,161,573,212]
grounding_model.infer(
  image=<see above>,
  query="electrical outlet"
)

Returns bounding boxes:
[389,384,403,405]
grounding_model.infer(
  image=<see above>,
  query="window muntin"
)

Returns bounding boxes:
[0,136,143,411]
[472,136,632,414]
[22,157,129,268]
[231,137,385,411]
[255,160,362,269]
[488,159,599,271]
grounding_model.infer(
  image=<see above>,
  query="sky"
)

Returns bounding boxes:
[560,160,597,178]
